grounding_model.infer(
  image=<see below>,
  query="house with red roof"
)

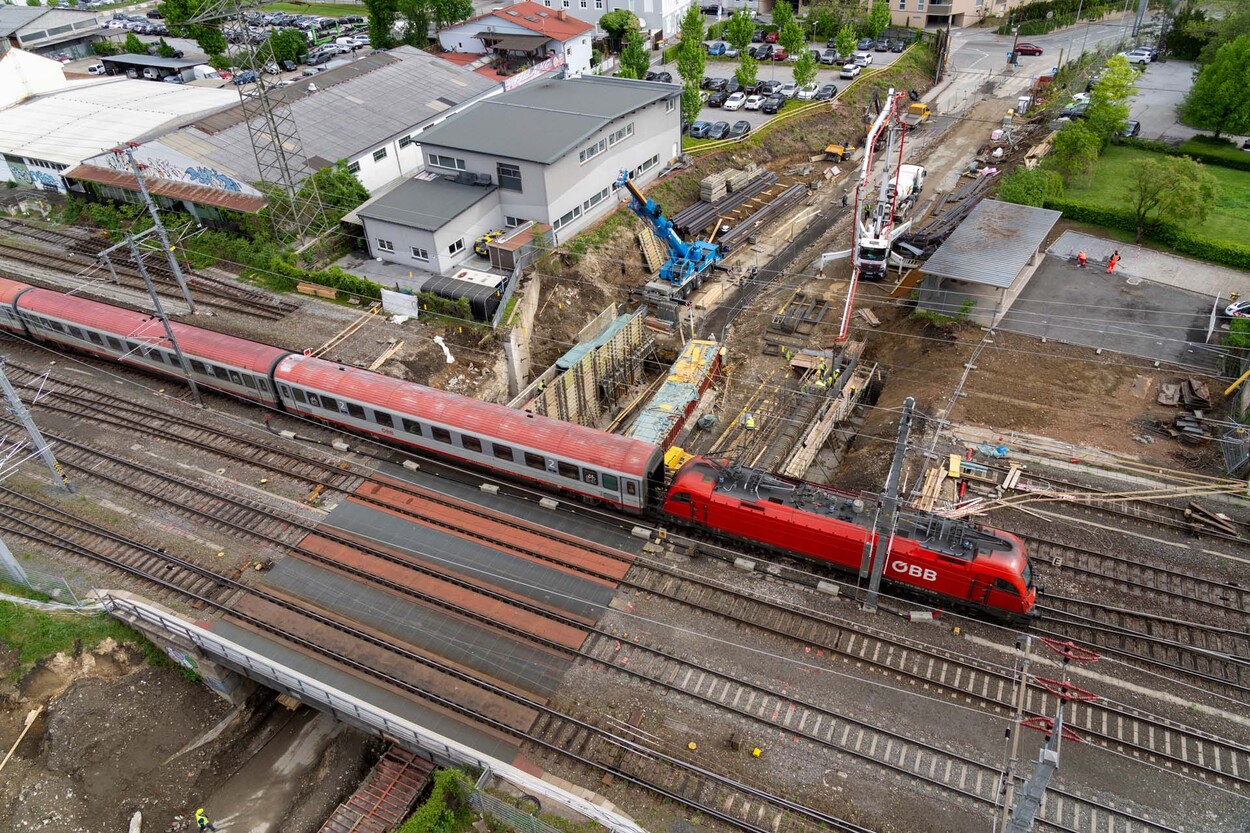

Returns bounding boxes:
[437,0,594,78]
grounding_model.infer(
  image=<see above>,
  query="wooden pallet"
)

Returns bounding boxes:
[318,746,434,833]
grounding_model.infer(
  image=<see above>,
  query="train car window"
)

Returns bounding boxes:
[321,395,339,412]
[257,378,270,393]
[461,435,482,453]
[346,402,365,419]
[307,393,321,407]
[292,388,307,404]
[557,461,579,480]
[1021,563,1033,587]
[190,360,207,375]
[992,578,1019,596]
[279,384,291,398]
[106,336,123,351]
[88,332,103,346]
[374,411,394,428]
[668,492,691,503]
[401,418,422,436]
[492,444,514,462]
[68,326,83,339]
[625,481,638,496]
[601,473,619,491]
[150,351,165,364]
[49,321,64,333]
[242,376,256,390]
[524,452,545,471]
[228,370,243,385]
[212,366,229,381]
[431,427,452,444]
[582,469,599,486]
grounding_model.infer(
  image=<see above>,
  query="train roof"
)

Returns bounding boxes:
[276,354,664,478]
[674,458,1021,564]
[17,288,292,373]
[0,277,32,305]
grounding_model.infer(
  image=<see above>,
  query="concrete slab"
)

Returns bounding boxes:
[997,253,1222,370]
[1049,231,1250,299]
[209,619,522,764]
[322,497,619,622]
[264,557,571,698]
[1127,59,1203,145]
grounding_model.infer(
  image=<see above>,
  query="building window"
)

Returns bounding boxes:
[411,246,429,261]
[608,123,634,146]
[448,238,465,255]
[635,155,659,178]
[347,161,360,174]
[917,0,923,8]
[595,0,603,7]
[580,0,587,6]
[373,147,388,162]
[429,154,466,171]
[578,138,607,164]
[551,204,582,231]
[398,136,412,148]
[898,0,905,7]
[497,162,523,191]
[666,98,675,113]
[505,215,526,228]
[562,0,569,6]
[583,186,610,212]
[377,238,394,252]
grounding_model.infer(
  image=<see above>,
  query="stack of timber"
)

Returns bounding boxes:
[1155,378,1215,444]
[1184,502,1241,536]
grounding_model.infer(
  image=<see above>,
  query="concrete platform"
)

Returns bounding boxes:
[1049,231,1250,299]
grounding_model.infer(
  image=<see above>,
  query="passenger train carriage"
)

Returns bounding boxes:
[0,276,1036,619]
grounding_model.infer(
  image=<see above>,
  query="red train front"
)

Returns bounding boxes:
[662,458,1036,621]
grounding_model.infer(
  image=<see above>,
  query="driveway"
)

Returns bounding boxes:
[1127,59,1200,143]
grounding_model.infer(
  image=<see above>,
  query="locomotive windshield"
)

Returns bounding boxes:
[1021,562,1033,588]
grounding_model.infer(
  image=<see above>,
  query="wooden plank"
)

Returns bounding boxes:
[297,281,338,299]
[858,308,880,326]
[1002,463,1023,491]
[948,454,962,478]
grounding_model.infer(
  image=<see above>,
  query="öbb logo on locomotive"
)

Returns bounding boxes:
[890,560,938,583]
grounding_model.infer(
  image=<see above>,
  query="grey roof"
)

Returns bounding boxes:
[921,199,1062,288]
[157,46,499,185]
[0,6,50,36]
[417,75,679,165]
[102,54,204,69]
[357,176,497,230]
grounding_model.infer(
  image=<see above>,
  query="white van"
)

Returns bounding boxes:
[86,63,106,75]
[142,66,160,80]
[190,64,221,80]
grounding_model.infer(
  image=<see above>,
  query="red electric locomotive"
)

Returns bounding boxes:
[661,457,1036,621]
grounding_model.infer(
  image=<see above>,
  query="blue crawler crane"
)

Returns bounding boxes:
[617,170,721,293]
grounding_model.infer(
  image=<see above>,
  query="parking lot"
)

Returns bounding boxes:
[1125,58,1201,144]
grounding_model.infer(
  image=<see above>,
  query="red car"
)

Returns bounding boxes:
[770,48,789,61]
[764,30,778,43]
[1014,42,1043,56]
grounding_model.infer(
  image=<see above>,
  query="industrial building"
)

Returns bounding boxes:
[356,74,681,273]
[0,5,102,61]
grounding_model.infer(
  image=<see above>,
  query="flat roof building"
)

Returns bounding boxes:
[0,6,102,61]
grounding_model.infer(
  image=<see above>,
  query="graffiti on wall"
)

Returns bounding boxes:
[82,142,261,196]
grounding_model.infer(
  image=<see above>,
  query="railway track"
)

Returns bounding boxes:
[0,225,297,322]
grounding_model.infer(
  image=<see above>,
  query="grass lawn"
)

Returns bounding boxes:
[1064,144,1250,246]
[0,580,165,682]
[260,1,366,16]
[1178,136,1249,166]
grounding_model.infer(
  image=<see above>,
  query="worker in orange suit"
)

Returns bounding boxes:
[1106,250,1121,273]
[1076,250,1087,268]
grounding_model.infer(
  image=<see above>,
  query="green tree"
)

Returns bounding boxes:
[191,25,226,58]
[771,0,794,35]
[619,28,649,79]
[792,47,817,88]
[1048,121,1102,179]
[156,37,176,58]
[599,9,640,51]
[429,0,473,31]
[365,0,398,49]
[997,167,1064,207]
[725,7,754,51]
[396,0,431,46]
[1084,54,1137,144]
[267,28,308,64]
[26,0,40,7]
[810,3,840,39]
[303,160,371,226]
[865,0,891,38]
[1197,2,1249,65]
[735,51,758,88]
[1127,155,1219,242]
[676,4,707,125]
[835,23,855,58]
[1184,35,1250,138]
[780,18,805,54]
[124,32,144,54]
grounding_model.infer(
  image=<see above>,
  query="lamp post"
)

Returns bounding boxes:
[1009,25,1019,66]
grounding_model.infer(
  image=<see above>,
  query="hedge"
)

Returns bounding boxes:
[1043,198,1250,271]
[1118,137,1250,174]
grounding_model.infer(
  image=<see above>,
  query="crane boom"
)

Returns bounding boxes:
[618,171,721,290]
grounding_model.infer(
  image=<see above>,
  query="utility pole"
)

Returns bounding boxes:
[1005,707,1064,833]
[112,144,197,315]
[1009,26,1020,66]
[995,634,1033,832]
[863,396,913,611]
[0,357,72,492]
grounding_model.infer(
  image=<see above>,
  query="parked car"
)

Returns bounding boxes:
[854,51,873,66]
[751,29,764,42]
[770,48,789,61]
[702,76,727,90]
[1117,119,1141,138]
[645,70,673,83]
[707,121,731,140]
[233,69,259,85]
[702,3,720,13]
[305,50,335,66]
[723,91,747,111]
[821,49,839,65]
[706,41,727,56]
[749,44,772,59]
[761,93,785,114]
[688,120,712,137]
[161,74,184,83]
[706,90,729,107]
[1134,44,1158,61]
[146,8,162,17]
[857,37,873,50]
[743,94,764,110]
[341,14,366,24]
[840,62,861,79]
[1014,42,1044,56]
[814,83,837,100]
[1058,102,1088,120]
[1121,48,1151,64]
[778,82,798,98]
[1226,300,1250,318]
[764,30,779,43]
[874,39,890,51]
[796,83,819,100]
[890,40,905,53]
[742,80,763,95]
[724,46,739,58]
[728,120,751,138]
[757,80,782,95]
